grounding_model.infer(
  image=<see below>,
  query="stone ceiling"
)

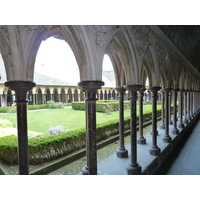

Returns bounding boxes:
[158,25,200,73]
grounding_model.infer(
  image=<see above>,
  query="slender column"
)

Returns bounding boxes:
[171,89,179,134]
[115,87,128,158]
[187,91,191,121]
[168,91,173,125]
[159,89,165,129]
[124,84,142,175]
[183,90,188,124]
[162,88,172,143]
[148,87,161,156]
[190,91,194,118]
[78,81,104,175]
[137,87,146,144]
[178,90,184,128]
[5,81,36,175]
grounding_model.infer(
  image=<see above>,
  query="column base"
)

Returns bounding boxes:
[178,122,185,128]
[159,123,165,129]
[162,135,172,143]
[116,147,128,158]
[82,165,89,175]
[137,136,146,144]
[126,163,142,175]
[148,146,161,156]
[171,128,179,134]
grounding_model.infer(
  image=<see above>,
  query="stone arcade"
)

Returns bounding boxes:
[0,25,199,175]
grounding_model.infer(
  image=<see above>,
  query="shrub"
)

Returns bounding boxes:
[27,104,49,110]
[6,107,16,113]
[47,126,67,136]
[47,101,65,109]
[103,104,113,115]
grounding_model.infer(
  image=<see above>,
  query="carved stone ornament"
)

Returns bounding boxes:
[25,25,40,31]
[94,25,109,47]
[131,26,151,62]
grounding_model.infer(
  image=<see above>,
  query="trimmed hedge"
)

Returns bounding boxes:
[72,101,130,112]
[0,109,161,165]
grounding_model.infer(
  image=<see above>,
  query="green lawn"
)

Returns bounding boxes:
[0,105,160,137]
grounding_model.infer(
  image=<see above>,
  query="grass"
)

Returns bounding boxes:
[0,105,161,137]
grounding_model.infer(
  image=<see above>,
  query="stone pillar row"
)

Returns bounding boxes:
[5,80,200,175]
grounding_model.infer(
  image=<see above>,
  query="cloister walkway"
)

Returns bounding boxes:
[47,115,200,175]
[95,119,200,175]
[166,119,200,175]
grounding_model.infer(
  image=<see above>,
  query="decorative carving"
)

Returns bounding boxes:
[94,25,109,47]
[25,25,40,31]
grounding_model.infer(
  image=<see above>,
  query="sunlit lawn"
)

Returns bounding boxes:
[0,105,160,137]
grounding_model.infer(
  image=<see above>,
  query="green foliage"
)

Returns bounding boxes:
[47,100,65,109]
[0,119,15,128]
[27,104,49,110]
[72,100,130,113]
[0,135,18,164]
[103,104,113,115]
[47,126,67,136]
[6,107,16,113]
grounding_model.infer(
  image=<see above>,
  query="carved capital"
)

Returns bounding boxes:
[115,87,126,98]
[5,81,36,102]
[78,81,104,101]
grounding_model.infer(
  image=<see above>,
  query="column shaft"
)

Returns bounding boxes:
[125,84,142,175]
[148,87,161,156]
[178,90,184,128]
[5,81,36,175]
[137,88,146,144]
[171,89,179,134]
[162,88,172,143]
[115,87,128,158]
[78,81,104,175]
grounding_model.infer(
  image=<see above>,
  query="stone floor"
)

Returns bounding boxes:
[166,119,200,175]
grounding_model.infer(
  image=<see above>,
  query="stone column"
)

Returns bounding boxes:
[78,81,104,175]
[115,87,128,158]
[187,91,191,121]
[124,84,142,175]
[183,90,188,124]
[137,87,146,144]
[168,91,173,125]
[159,89,165,129]
[190,90,194,118]
[171,89,179,134]
[5,81,36,175]
[178,90,184,128]
[162,88,172,143]
[148,87,161,156]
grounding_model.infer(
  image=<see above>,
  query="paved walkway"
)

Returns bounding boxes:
[166,119,200,175]
[83,120,200,175]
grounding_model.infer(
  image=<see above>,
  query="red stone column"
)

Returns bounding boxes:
[5,81,36,175]
[78,81,104,175]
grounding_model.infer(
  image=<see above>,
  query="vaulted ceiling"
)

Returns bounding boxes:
[158,25,200,73]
